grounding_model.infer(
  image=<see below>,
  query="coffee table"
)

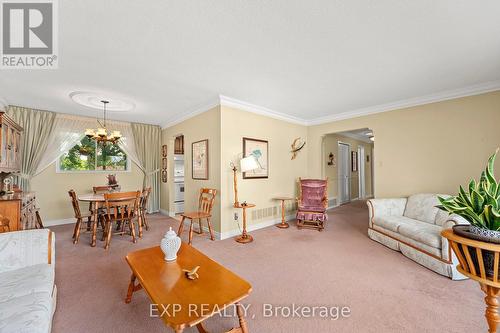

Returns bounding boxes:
[125,244,252,333]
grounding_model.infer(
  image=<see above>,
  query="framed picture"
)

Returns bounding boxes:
[243,137,268,179]
[351,151,357,172]
[162,144,168,157]
[161,169,168,183]
[192,139,209,180]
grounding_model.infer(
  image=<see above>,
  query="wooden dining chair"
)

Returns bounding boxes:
[177,188,217,245]
[102,191,141,250]
[137,187,152,237]
[0,214,10,233]
[68,190,95,244]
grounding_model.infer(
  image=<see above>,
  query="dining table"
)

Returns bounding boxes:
[78,192,144,247]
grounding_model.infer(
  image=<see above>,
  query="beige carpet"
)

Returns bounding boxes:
[50,201,485,332]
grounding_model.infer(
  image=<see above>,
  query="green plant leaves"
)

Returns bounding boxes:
[437,149,499,230]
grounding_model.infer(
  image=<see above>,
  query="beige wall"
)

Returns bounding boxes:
[32,161,144,221]
[323,134,373,200]
[220,106,308,233]
[161,106,222,231]
[308,91,500,197]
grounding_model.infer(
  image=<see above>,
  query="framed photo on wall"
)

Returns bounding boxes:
[351,151,358,172]
[243,137,268,179]
[192,139,209,180]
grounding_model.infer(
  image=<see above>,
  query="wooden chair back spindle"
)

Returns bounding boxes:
[198,188,217,215]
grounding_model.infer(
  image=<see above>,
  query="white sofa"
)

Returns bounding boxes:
[367,193,469,280]
[0,229,56,333]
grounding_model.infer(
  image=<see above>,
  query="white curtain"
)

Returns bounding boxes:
[36,113,142,175]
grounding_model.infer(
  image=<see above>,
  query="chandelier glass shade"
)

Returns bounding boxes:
[85,100,122,144]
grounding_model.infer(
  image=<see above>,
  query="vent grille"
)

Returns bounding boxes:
[328,197,337,208]
[250,202,297,221]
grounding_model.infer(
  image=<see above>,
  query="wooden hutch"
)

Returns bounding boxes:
[0,112,38,232]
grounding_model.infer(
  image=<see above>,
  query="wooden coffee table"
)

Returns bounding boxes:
[125,244,252,333]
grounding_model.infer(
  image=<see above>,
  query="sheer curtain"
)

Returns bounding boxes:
[6,106,57,191]
[36,114,142,175]
[131,123,160,212]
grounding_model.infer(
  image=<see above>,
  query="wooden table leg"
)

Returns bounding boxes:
[91,201,99,247]
[225,302,249,333]
[125,273,142,303]
[481,283,500,333]
[196,322,208,333]
[276,199,290,229]
[175,329,184,333]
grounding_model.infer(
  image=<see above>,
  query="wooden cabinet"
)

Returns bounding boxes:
[0,112,23,173]
[174,135,184,154]
[0,192,37,231]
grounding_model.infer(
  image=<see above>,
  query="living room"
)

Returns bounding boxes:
[0,1,500,333]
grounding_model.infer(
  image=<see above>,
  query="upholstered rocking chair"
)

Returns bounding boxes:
[296,178,328,231]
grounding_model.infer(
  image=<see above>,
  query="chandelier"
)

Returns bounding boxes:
[85,100,122,144]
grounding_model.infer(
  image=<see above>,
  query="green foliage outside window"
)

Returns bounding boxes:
[59,136,128,171]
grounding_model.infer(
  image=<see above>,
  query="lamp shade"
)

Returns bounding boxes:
[240,155,259,172]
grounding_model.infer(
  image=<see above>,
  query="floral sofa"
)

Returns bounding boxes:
[0,229,57,333]
[367,193,468,280]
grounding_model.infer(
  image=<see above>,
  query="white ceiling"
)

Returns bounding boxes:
[1,1,500,126]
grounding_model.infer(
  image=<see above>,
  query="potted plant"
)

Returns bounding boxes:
[437,149,499,276]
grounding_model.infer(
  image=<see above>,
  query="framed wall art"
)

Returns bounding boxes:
[351,151,358,172]
[242,137,268,179]
[192,139,209,180]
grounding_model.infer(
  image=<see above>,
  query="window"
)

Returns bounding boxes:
[58,136,129,172]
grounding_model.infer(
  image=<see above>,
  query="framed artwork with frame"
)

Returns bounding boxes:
[242,137,268,179]
[192,139,209,180]
[351,151,358,172]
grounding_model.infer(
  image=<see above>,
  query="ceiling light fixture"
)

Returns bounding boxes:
[85,100,122,144]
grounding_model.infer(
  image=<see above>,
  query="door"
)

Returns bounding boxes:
[358,146,365,199]
[338,143,350,204]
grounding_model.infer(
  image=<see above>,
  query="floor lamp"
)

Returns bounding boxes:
[231,155,259,243]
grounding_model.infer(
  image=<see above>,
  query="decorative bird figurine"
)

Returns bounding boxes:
[183,266,200,280]
[290,137,306,160]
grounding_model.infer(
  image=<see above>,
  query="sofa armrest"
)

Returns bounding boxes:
[0,229,54,273]
[441,215,470,261]
[367,198,407,227]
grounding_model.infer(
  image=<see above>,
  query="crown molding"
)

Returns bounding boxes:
[307,80,500,125]
[161,97,220,129]
[219,95,306,125]
[160,80,500,130]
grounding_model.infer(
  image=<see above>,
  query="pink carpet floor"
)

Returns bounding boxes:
[50,201,486,332]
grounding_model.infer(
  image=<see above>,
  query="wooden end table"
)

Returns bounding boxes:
[272,197,294,229]
[442,229,500,333]
[234,203,255,244]
[125,244,252,333]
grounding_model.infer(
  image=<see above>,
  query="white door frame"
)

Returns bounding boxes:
[358,146,365,199]
[338,142,351,204]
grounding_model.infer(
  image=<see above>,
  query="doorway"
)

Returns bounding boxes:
[338,142,350,204]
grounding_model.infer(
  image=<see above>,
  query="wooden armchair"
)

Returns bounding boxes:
[177,188,217,245]
[103,191,141,250]
[296,178,328,231]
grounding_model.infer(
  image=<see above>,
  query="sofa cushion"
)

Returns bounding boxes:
[398,220,442,249]
[373,215,418,233]
[403,194,441,224]
[0,291,52,333]
[0,264,54,303]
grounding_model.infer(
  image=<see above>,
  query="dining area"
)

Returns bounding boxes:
[68,186,152,249]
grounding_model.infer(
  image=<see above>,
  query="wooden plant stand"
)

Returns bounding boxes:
[442,229,500,332]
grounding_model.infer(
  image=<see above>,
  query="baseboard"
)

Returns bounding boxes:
[219,213,296,240]
[44,218,75,227]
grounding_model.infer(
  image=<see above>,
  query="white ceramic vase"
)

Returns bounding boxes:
[160,227,181,262]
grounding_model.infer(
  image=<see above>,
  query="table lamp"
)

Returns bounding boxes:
[231,155,259,207]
